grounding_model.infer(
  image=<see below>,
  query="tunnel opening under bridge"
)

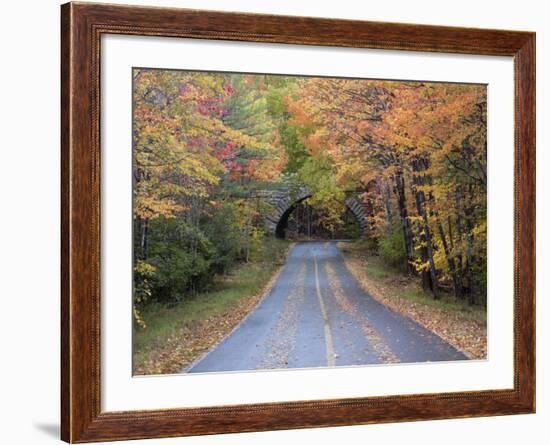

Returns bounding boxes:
[274,195,367,240]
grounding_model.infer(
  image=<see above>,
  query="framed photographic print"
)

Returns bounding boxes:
[61,2,535,442]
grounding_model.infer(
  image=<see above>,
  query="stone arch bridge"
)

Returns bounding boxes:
[260,186,369,239]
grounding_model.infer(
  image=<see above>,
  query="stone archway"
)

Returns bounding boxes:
[264,187,369,238]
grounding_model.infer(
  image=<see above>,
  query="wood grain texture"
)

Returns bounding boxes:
[60,2,536,442]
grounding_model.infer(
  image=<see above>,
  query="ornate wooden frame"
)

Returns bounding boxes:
[61,2,535,442]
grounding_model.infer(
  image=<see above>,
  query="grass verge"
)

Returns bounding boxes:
[338,240,487,359]
[133,238,291,375]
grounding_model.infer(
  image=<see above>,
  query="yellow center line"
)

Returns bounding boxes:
[314,254,336,367]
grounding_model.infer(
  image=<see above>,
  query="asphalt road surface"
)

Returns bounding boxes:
[186,241,467,373]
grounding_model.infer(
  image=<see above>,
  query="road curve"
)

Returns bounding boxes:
[186,241,467,373]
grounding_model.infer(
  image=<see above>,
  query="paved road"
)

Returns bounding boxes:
[186,241,467,373]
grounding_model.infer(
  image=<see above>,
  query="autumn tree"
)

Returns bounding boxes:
[132,68,487,321]
[132,69,286,318]
[288,77,487,303]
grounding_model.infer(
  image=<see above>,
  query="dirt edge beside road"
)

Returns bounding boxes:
[133,244,292,376]
[338,242,487,360]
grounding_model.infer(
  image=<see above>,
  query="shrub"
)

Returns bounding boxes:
[378,221,408,271]
[147,217,214,302]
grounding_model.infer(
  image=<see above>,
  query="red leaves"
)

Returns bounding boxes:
[213,142,236,163]
[222,82,234,94]
[197,98,224,117]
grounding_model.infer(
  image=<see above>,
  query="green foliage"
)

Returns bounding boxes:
[134,260,156,303]
[298,157,346,231]
[146,218,214,302]
[281,125,309,174]
[378,220,408,271]
[132,68,487,313]
[133,237,290,372]
[133,260,156,328]
[202,201,244,273]
[136,198,272,307]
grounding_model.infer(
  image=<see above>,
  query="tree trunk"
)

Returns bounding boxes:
[454,193,465,299]
[447,215,454,250]
[380,177,393,225]
[464,208,476,305]
[416,193,440,298]
[140,218,149,260]
[393,170,415,275]
[436,216,461,299]
[411,158,439,299]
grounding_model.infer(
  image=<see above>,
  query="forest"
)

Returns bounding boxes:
[133,68,487,329]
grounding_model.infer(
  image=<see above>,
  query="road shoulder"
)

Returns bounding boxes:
[133,240,292,375]
[337,242,487,360]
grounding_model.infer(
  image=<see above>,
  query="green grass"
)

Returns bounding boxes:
[361,258,392,279]
[133,238,290,367]
[398,285,487,323]
[339,239,392,278]
[340,241,486,324]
